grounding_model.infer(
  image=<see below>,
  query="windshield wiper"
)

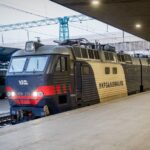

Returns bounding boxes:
[37,60,39,69]
[32,60,39,73]
[11,65,14,71]
[11,65,15,74]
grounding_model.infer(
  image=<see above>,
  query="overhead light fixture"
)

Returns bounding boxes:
[135,23,142,29]
[91,0,100,7]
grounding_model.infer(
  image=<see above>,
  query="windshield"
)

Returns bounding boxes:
[9,57,26,73]
[9,56,49,73]
[26,56,48,72]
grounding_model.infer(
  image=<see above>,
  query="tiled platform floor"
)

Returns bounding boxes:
[1,92,150,150]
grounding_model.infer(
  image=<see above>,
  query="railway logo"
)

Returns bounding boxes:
[99,81,124,89]
[18,80,29,85]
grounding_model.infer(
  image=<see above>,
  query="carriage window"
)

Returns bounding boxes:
[61,57,67,71]
[104,52,114,61]
[105,67,110,74]
[55,58,61,72]
[124,54,132,63]
[74,47,81,58]
[125,54,131,61]
[9,57,26,73]
[113,67,117,74]
[109,53,114,61]
[82,66,90,75]
[81,48,88,58]
[26,56,48,72]
[147,59,150,64]
[94,51,100,59]
[88,49,94,59]
[117,54,122,62]
[121,55,125,62]
[104,52,109,60]
[55,56,67,72]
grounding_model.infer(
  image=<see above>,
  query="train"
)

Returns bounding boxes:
[5,38,150,123]
[0,47,19,99]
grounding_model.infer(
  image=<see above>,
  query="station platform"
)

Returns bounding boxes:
[0,99,9,114]
[1,92,150,150]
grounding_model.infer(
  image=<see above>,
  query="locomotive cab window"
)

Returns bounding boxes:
[9,56,49,73]
[9,57,27,73]
[105,67,110,74]
[26,56,48,72]
[55,56,68,72]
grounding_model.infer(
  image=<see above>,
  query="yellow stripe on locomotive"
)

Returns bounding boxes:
[87,61,127,102]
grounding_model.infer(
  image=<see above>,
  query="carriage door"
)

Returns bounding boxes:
[75,62,82,102]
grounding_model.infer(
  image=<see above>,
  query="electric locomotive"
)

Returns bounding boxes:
[6,38,150,123]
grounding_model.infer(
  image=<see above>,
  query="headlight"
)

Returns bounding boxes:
[25,41,35,52]
[7,91,16,97]
[32,91,44,98]
[25,41,43,52]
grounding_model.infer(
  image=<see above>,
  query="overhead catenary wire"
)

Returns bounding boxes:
[0,1,107,37]
[24,29,57,38]
[69,24,104,37]
[0,2,49,19]
[0,1,115,39]
[0,1,133,44]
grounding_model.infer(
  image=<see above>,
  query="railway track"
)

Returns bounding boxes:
[0,112,11,127]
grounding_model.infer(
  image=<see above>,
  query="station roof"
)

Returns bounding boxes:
[0,47,19,62]
[51,0,150,41]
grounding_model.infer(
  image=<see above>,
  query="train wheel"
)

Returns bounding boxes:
[11,115,17,125]
[43,105,50,116]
